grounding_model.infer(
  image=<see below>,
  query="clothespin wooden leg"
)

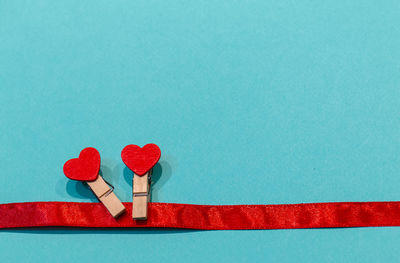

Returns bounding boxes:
[132,170,151,220]
[87,175,126,218]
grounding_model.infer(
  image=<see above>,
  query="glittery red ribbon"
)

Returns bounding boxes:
[2,201,400,230]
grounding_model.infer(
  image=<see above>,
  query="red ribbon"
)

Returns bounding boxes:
[2,201,400,230]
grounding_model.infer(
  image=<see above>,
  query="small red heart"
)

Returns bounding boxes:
[63,147,101,181]
[121,144,161,176]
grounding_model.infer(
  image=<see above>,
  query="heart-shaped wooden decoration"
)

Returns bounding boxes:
[63,147,101,181]
[121,143,161,176]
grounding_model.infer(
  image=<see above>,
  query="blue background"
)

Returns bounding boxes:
[1,0,400,262]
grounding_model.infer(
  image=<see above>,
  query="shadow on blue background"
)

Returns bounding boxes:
[1,228,199,235]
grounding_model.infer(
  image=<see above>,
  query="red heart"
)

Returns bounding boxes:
[63,147,101,181]
[121,144,161,176]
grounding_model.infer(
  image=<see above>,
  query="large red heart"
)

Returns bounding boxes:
[121,144,161,176]
[63,147,101,181]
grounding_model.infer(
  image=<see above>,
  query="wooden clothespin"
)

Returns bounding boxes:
[132,169,151,220]
[63,147,126,218]
[121,143,161,220]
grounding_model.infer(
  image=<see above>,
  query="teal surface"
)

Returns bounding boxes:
[1,1,400,262]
